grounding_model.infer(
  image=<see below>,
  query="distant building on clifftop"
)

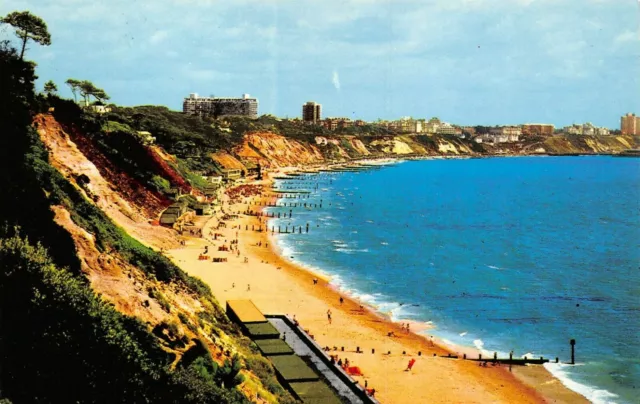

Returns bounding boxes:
[302,101,322,123]
[183,93,258,118]
[323,117,352,130]
[621,113,640,135]
[522,123,555,137]
[563,123,610,136]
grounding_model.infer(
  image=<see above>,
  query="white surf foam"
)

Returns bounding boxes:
[336,248,369,254]
[544,362,620,404]
[350,293,377,305]
[473,339,490,356]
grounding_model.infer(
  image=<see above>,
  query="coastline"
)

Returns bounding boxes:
[167,163,590,404]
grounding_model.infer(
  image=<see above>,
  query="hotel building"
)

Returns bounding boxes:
[183,93,258,118]
[621,113,640,135]
[302,101,322,123]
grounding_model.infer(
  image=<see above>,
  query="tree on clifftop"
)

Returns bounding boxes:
[79,80,110,105]
[43,80,57,97]
[1,11,51,60]
[65,79,110,105]
[65,78,81,102]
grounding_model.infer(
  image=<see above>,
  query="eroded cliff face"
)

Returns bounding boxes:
[218,130,639,170]
[227,131,481,169]
[234,132,324,167]
[540,135,637,154]
[35,114,178,249]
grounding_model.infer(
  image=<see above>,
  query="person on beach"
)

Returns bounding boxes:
[232,283,235,288]
[247,284,251,291]
[339,297,344,305]
[327,309,332,324]
[406,358,416,371]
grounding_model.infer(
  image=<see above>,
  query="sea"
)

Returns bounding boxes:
[267,156,640,404]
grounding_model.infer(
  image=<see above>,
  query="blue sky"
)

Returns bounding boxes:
[1,0,639,127]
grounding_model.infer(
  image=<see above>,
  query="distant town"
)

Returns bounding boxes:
[182,93,640,145]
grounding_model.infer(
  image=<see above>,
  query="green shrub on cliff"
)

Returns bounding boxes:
[0,233,248,404]
[150,174,171,193]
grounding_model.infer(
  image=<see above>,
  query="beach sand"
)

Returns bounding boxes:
[167,177,588,404]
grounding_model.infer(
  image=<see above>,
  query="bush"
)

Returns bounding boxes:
[0,233,250,403]
[151,175,171,193]
[215,354,245,388]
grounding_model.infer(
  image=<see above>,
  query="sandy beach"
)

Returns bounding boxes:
[167,171,588,404]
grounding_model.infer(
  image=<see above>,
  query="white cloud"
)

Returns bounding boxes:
[614,30,639,44]
[332,70,341,90]
[149,30,169,44]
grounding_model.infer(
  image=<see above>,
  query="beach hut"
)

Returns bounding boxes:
[289,381,342,404]
[226,300,281,339]
[253,339,294,356]
[267,355,320,383]
[226,300,267,324]
[159,203,183,225]
[194,202,213,216]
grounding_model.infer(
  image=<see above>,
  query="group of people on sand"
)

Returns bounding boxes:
[328,353,376,396]
[329,354,351,369]
[184,227,202,237]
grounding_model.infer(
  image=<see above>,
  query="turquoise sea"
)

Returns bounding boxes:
[268,156,639,404]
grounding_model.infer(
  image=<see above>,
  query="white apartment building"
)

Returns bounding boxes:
[436,122,457,135]
[183,93,258,118]
[564,123,610,136]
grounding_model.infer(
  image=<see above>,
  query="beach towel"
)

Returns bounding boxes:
[347,366,363,376]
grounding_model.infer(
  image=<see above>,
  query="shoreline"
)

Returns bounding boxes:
[167,163,589,404]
